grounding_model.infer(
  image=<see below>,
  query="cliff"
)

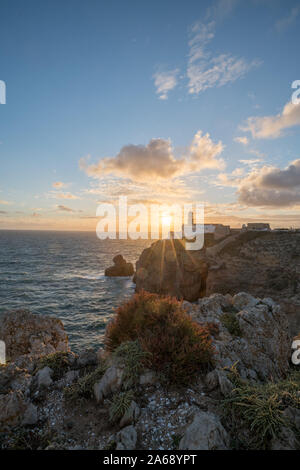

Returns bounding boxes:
[134,232,300,334]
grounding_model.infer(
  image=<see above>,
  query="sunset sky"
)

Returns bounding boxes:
[1,0,300,231]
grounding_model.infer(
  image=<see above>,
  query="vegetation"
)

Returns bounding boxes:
[105,290,215,385]
[220,311,242,337]
[36,352,70,381]
[113,340,151,390]
[109,390,134,423]
[64,363,106,402]
[223,370,300,449]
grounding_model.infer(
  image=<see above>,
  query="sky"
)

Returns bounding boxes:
[0,0,300,231]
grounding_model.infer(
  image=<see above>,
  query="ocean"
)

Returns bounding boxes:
[0,230,151,352]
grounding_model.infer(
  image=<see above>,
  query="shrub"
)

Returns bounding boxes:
[224,371,300,449]
[105,291,215,385]
[36,352,70,380]
[64,363,106,402]
[109,390,134,423]
[113,340,151,390]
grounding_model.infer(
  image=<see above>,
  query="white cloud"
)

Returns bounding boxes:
[275,6,299,33]
[49,192,80,200]
[187,21,260,95]
[242,101,300,139]
[79,131,224,183]
[153,68,179,100]
[234,136,248,145]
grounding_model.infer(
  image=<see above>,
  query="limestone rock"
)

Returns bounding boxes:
[105,255,134,277]
[36,366,53,388]
[186,293,291,382]
[0,310,69,362]
[22,402,38,426]
[179,411,229,450]
[77,348,98,367]
[116,425,137,450]
[94,365,123,403]
[139,370,157,386]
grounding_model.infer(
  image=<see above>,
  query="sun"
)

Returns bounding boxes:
[161,215,172,227]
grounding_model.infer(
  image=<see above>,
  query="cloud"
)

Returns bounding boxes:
[236,159,300,207]
[52,181,68,189]
[234,136,249,145]
[0,200,12,205]
[275,6,299,32]
[79,131,224,183]
[51,192,80,200]
[0,210,7,214]
[57,205,74,212]
[153,68,179,100]
[242,101,300,139]
[187,20,260,95]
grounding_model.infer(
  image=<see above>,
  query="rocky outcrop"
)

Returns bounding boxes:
[134,232,300,334]
[105,254,134,277]
[134,239,208,301]
[0,310,69,362]
[184,292,291,384]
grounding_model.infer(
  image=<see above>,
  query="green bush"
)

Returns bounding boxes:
[105,291,215,385]
[64,363,106,401]
[36,352,70,380]
[109,390,134,423]
[224,371,300,449]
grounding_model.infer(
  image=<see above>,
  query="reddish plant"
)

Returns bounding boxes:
[105,290,215,385]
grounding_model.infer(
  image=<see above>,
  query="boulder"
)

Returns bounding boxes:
[94,365,123,403]
[0,310,69,362]
[105,255,134,277]
[179,411,229,450]
[116,425,137,450]
[36,366,53,388]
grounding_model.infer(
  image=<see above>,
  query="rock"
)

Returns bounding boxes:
[36,366,53,388]
[216,370,234,396]
[116,425,137,450]
[120,401,140,427]
[105,255,134,277]
[22,402,38,426]
[77,349,98,367]
[188,293,291,382]
[0,391,27,429]
[179,411,229,450]
[139,370,157,386]
[94,366,123,403]
[270,426,298,450]
[204,370,219,391]
[0,310,69,362]
[232,292,259,310]
[134,239,207,301]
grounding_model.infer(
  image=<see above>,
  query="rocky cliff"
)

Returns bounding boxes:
[134,232,300,334]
